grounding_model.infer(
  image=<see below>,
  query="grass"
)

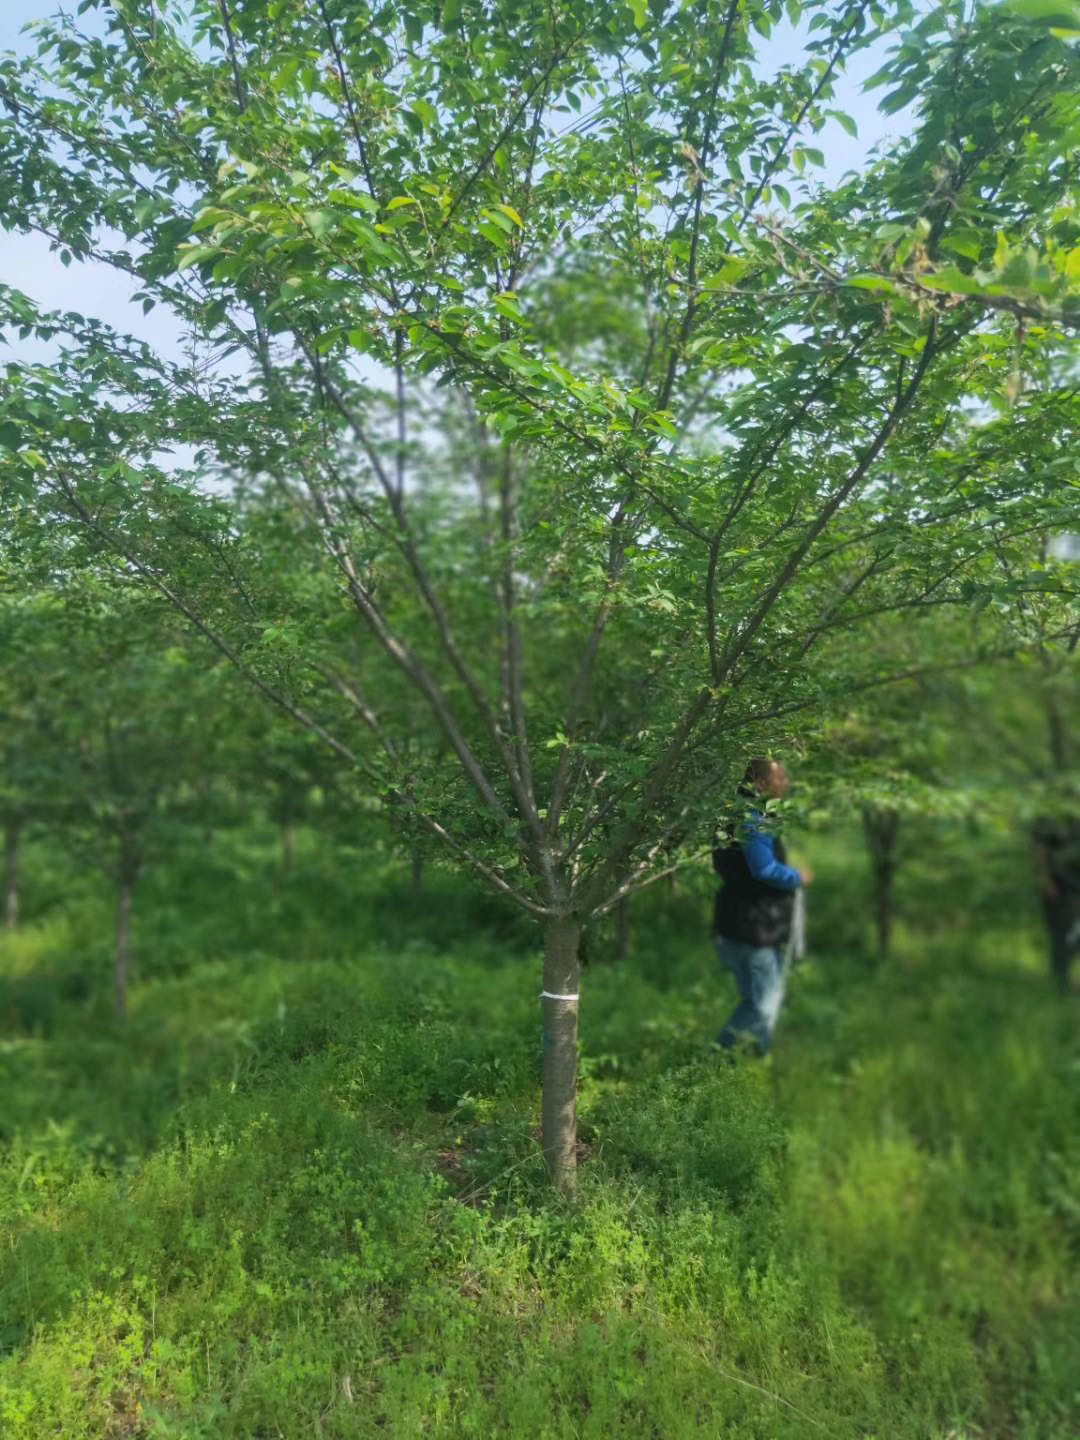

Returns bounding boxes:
[0,820,1078,1437]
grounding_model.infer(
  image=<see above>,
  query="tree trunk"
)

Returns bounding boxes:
[115,859,138,1021]
[614,893,630,965]
[541,914,581,1196]
[4,819,20,934]
[862,807,899,960]
[281,820,296,874]
[411,847,424,894]
[1047,689,1069,772]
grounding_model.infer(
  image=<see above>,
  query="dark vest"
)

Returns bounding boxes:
[712,827,794,947]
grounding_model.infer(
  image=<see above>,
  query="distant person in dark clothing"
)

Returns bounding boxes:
[712,758,812,1054]
[1033,816,1080,994]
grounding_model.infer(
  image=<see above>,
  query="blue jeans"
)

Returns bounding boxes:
[714,937,786,1054]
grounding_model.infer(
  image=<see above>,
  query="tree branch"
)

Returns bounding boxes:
[654,0,742,415]
[49,471,366,774]
[216,0,248,110]
[715,317,941,680]
[316,0,380,200]
[296,338,541,839]
[737,2,870,222]
[295,461,517,829]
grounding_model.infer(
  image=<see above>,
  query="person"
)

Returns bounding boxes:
[1033,814,1080,995]
[711,758,812,1055]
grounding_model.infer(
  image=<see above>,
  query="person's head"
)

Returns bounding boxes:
[743,757,791,800]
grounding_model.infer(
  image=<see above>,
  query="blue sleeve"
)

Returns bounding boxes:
[742,822,802,890]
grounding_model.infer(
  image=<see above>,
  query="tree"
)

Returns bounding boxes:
[0,592,76,933]
[71,601,242,1018]
[2,0,1080,1186]
[815,683,956,960]
[5,581,238,1019]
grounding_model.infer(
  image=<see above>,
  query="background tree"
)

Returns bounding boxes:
[34,586,239,1019]
[0,591,77,933]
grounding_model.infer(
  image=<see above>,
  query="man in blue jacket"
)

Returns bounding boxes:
[712,758,811,1055]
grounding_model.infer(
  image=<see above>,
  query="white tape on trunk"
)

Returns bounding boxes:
[539,991,580,1002]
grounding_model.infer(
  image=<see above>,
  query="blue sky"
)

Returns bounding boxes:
[0,1,911,363]
[0,3,153,350]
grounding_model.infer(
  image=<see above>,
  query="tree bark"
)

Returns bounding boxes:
[1047,689,1069,772]
[862,806,899,960]
[541,914,581,1196]
[614,892,630,965]
[115,855,138,1021]
[281,820,296,875]
[4,819,20,934]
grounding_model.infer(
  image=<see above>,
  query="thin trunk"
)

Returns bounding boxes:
[411,847,424,894]
[115,864,136,1021]
[541,914,581,1196]
[862,807,899,960]
[1047,690,1069,772]
[614,893,630,965]
[281,820,296,875]
[4,819,20,934]
[875,855,895,960]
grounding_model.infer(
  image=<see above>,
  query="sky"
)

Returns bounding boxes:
[0,1,912,370]
[0,3,192,362]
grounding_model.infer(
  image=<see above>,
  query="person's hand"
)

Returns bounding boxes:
[798,866,814,887]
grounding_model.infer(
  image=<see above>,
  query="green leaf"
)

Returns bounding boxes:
[410,98,438,130]
[494,293,523,322]
[646,410,677,439]
[875,222,909,248]
[386,195,420,211]
[177,245,216,272]
[919,266,982,295]
[829,109,858,138]
[940,231,982,262]
[303,209,334,238]
[476,219,511,249]
[998,250,1037,288]
[327,189,379,213]
[702,255,750,287]
[999,0,1080,25]
[494,203,524,228]
[627,0,648,28]
[846,274,899,293]
[481,207,517,234]
[880,84,919,116]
